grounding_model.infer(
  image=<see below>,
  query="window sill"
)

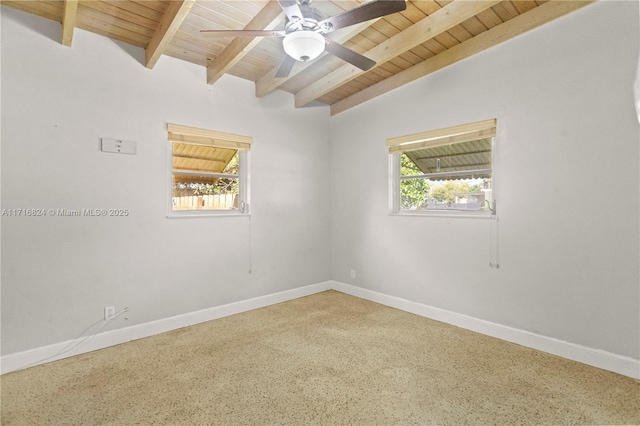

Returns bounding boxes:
[392,210,495,219]
[167,210,250,219]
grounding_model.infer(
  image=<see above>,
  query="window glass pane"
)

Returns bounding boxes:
[172,176,239,210]
[398,137,492,212]
[172,144,240,211]
[401,138,491,179]
[221,152,239,174]
[173,143,238,174]
[400,176,492,211]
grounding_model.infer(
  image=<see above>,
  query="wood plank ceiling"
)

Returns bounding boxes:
[3,0,595,115]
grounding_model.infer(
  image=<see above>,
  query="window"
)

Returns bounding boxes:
[388,119,496,216]
[168,123,251,216]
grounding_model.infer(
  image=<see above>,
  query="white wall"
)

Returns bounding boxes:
[2,1,639,370]
[330,1,640,360]
[1,7,331,355]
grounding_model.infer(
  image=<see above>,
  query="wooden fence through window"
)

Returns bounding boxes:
[172,194,238,210]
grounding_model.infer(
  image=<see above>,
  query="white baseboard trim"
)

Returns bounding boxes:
[3,280,638,380]
[330,281,640,380]
[1,281,332,375]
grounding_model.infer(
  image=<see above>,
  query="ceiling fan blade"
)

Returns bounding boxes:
[277,0,304,24]
[275,55,297,78]
[324,38,376,71]
[200,30,285,37]
[318,0,407,33]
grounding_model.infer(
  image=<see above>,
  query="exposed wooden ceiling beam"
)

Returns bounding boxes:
[294,0,502,108]
[145,0,196,69]
[330,0,596,115]
[207,2,284,85]
[254,19,381,98]
[61,0,78,47]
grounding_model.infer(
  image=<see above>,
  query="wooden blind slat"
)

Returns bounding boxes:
[168,133,251,151]
[387,119,496,153]
[167,123,252,150]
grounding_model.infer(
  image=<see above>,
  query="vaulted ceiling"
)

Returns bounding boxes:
[3,0,594,115]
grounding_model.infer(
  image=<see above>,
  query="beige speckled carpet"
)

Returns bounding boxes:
[1,290,639,425]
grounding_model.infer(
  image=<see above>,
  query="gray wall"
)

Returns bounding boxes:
[1,7,331,355]
[329,1,640,359]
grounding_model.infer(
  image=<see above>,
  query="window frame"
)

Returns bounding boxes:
[167,123,251,218]
[388,119,497,218]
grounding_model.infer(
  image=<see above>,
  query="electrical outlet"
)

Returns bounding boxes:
[351,269,356,278]
[104,306,115,320]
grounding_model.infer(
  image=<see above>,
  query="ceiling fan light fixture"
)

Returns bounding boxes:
[282,31,325,62]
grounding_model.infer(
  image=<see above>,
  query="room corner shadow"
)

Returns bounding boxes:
[3,7,61,45]
[106,37,146,66]
[3,6,145,66]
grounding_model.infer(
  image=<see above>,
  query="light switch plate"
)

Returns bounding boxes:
[101,138,136,155]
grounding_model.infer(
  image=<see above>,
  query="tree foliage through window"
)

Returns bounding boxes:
[400,154,429,209]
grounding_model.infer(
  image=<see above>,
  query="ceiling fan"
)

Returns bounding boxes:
[200,0,407,78]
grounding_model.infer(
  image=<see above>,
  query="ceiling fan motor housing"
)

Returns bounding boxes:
[282,4,327,62]
[284,5,324,33]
